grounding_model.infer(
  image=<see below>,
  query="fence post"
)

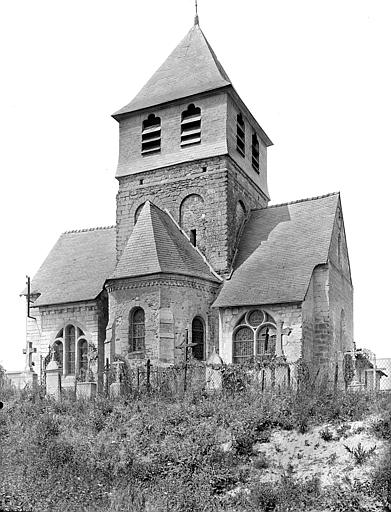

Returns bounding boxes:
[146,359,151,392]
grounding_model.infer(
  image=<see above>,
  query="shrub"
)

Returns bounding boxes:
[320,426,334,441]
[370,414,391,440]
[344,442,377,465]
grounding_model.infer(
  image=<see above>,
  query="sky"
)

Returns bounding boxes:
[0,0,390,370]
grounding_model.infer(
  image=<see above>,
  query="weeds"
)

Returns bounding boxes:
[319,426,334,441]
[0,385,389,511]
[344,442,377,465]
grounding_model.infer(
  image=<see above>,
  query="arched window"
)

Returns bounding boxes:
[53,324,86,375]
[142,114,161,155]
[236,113,245,157]
[179,194,204,246]
[129,308,145,353]
[134,203,145,224]
[232,310,277,364]
[192,317,205,360]
[252,132,260,172]
[181,104,201,146]
[78,339,88,372]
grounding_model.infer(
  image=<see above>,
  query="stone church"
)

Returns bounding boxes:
[25,18,353,389]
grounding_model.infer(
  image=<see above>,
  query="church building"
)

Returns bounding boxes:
[24,17,353,390]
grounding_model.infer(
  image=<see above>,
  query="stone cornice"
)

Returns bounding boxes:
[106,273,221,293]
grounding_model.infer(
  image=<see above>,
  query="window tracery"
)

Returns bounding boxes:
[232,310,277,364]
[53,324,87,375]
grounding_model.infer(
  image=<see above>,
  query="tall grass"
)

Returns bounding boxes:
[0,382,389,511]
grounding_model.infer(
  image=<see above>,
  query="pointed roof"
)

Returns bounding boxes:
[113,24,231,119]
[26,227,116,307]
[111,201,220,283]
[213,193,341,308]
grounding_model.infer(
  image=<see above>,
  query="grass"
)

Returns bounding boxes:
[0,382,390,511]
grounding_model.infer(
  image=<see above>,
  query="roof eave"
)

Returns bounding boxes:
[112,84,232,122]
[227,87,273,147]
[107,270,221,285]
[212,297,303,309]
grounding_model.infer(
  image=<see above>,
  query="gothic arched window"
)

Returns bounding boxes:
[53,324,86,375]
[252,132,260,172]
[236,113,245,157]
[142,114,161,155]
[232,310,277,364]
[192,317,205,360]
[129,308,145,353]
[181,104,201,146]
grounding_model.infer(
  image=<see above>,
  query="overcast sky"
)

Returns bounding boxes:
[1,0,390,370]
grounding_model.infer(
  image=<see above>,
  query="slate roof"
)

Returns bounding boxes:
[111,201,220,283]
[213,193,340,308]
[28,227,116,307]
[113,24,231,118]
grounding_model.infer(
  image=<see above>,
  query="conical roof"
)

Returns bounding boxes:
[113,24,231,118]
[111,201,220,283]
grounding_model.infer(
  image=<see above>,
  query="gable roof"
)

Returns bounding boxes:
[111,201,220,283]
[28,227,116,308]
[213,193,340,308]
[113,24,231,119]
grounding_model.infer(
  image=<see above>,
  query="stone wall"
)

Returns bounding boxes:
[106,274,220,365]
[301,203,353,386]
[218,303,303,364]
[116,92,228,178]
[26,296,107,386]
[116,155,267,273]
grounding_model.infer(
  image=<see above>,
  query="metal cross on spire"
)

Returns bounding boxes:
[194,0,199,25]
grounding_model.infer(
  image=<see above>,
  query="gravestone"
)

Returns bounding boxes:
[206,349,223,392]
[110,361,125,398]
[46,359,61,399]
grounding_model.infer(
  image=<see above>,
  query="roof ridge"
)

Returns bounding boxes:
[253,192,340,212]
[63,225,116,235]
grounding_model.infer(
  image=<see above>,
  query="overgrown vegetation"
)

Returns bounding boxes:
[0,379,390,511]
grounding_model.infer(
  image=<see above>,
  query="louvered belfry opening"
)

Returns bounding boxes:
[236,113,246,157]
[142,114,161,155]
[252,132,260,172]
[181,104,201,146]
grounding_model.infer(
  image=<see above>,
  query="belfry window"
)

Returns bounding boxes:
[142,114,161,155]
[52,324,87,375]
[181,104,201,146]
[232,310,277,364]
[236,114,245,157]
[129,307,145,353]
[252,132,260,172]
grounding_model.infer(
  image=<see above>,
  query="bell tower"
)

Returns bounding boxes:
[112,20,273,275]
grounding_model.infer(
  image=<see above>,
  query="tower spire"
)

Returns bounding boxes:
[194,0,199,25]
